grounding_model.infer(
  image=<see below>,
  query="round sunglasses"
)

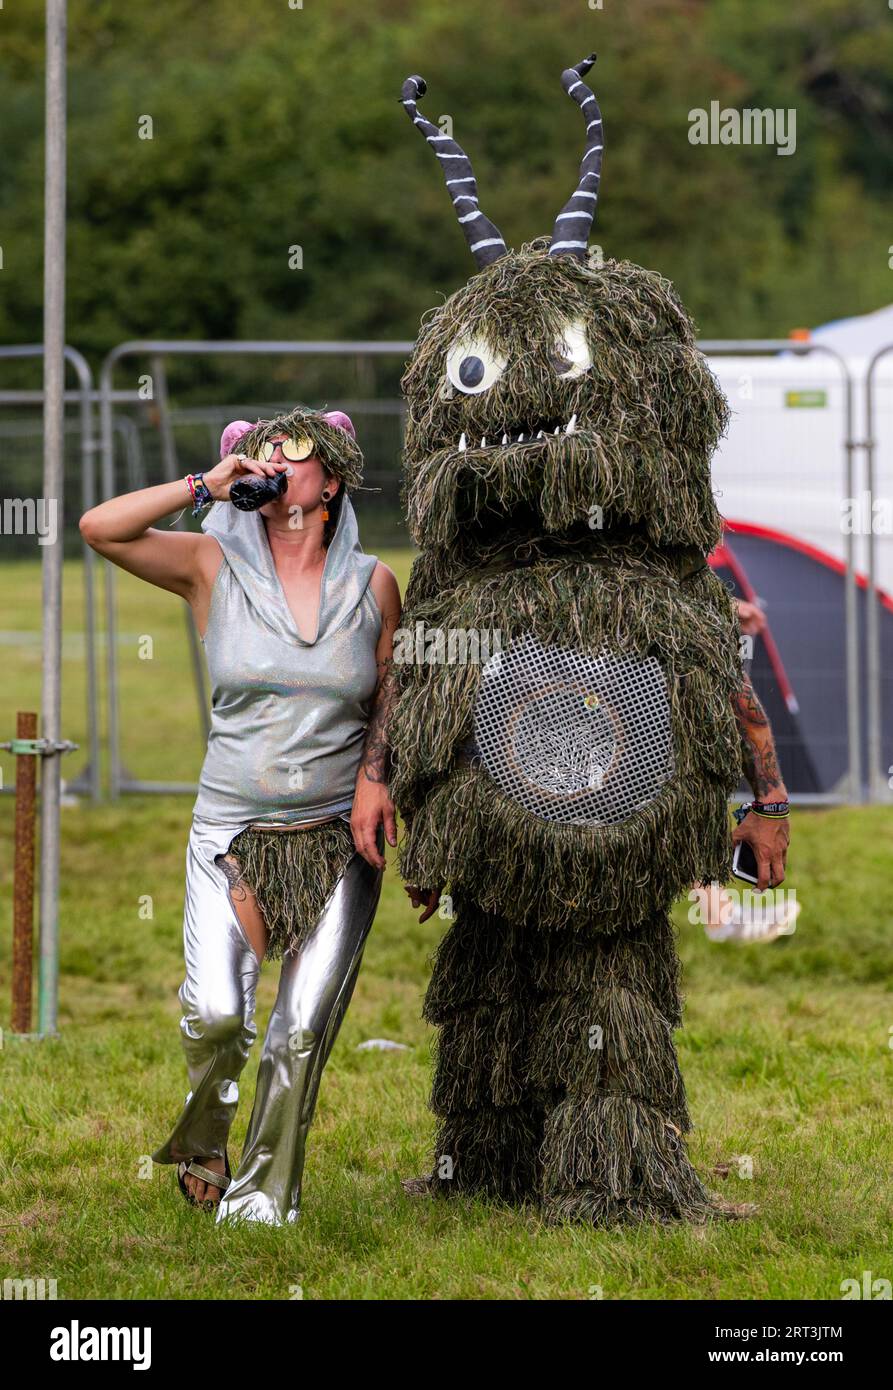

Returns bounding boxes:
[257,434,314,463]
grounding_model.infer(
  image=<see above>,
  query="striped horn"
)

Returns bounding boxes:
[549,54,603,261]
[399,74,508,271]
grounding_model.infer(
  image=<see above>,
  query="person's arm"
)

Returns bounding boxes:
[350,562,401,870]
[730,674,790,890]
[79,453,287,598]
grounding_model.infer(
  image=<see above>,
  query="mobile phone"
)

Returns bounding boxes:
[731,838,761,885]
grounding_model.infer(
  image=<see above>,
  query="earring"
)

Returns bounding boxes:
[320,489,332,522]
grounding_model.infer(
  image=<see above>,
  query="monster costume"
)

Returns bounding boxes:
[390,56,744,1225]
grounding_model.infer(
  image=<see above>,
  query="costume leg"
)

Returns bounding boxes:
[418,898,545,1202]
[531,912,715,1226]
[217,847,383,1225]
[152,828,260,1167]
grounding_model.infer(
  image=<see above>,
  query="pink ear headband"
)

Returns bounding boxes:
[219,410,357,461]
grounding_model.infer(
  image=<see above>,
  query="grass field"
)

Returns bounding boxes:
[0,558,891,1300]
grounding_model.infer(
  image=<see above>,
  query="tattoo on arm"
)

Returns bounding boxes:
[731,675,785,799]
[360,657,398,785]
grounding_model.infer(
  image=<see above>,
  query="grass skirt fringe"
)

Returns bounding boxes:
[227,818,356,962]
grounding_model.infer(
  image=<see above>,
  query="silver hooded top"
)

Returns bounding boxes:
[191,492,381,840]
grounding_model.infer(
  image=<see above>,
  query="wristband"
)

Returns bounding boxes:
[185,473,213,517]
[733,800,790,825]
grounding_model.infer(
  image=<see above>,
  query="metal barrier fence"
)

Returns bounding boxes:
[703,341,861,804]
[98,340,413,796]
[0,344,101,801]
[2,337,891,806]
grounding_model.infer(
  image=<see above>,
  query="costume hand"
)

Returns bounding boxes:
[202,452,289,502]
[732,810,789,891]
[404,885,441,923]
[350,776,397,870]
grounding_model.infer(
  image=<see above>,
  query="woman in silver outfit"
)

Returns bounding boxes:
[80,407,401,1225]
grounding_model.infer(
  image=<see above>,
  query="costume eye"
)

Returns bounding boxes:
[446,336,507,395]
[550,319,592,379]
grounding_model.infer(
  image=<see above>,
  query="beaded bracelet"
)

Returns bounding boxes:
[185,473,213,517]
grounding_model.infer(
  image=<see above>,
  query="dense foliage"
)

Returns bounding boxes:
[1,0,892,364]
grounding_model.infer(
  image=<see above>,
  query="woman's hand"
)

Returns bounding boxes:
[202,452,288,502]
[404,885,441,923]
[350,776,397,870]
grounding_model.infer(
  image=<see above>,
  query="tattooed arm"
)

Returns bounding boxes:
[351,563,401,869]
[730,674,790,889]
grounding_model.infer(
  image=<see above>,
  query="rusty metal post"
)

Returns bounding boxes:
[12,713,38,1034]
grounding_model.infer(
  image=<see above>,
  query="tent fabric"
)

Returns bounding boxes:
[709,521,893,797]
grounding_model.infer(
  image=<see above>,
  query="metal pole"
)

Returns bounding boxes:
[864,347,892,802]
[842,372,861,803]
[12,713,38,1034]
[75,359,101,802]
[38,0,67,1036]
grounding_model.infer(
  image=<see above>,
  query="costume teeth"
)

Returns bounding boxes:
[480,436,486,447]
[502,432,509,445]
[565,414,577,434]
[459,433,467,451]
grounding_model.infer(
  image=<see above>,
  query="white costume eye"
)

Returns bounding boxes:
[551,319,592,379]
[446,336,507,395]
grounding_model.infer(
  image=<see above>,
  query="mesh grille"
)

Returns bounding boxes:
[472,634,674,826]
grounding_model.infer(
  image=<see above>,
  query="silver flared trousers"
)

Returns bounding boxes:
[152,825,383,1225]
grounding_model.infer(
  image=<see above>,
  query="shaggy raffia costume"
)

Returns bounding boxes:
[390,56,744,1225]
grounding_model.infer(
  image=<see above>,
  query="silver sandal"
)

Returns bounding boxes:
[177,1153,231,1209]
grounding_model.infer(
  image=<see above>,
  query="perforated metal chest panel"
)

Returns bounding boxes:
[471,634,674,826]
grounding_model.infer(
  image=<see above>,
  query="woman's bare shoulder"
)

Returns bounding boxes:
[369,560,401,612]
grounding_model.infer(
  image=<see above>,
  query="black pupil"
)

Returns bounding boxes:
[459,355,485,388]
[552,345,572,374]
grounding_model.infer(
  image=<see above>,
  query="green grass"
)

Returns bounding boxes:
[0,558,891,1299]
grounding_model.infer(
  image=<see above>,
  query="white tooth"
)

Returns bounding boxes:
[502,432,508,445]
[459,433,467,451]
[480,436,486,448]
[518,433,525,443]
[553,426,560,435]
[565,413,577,434]
[537,430,544,439]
